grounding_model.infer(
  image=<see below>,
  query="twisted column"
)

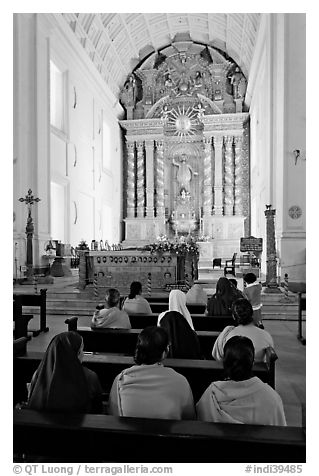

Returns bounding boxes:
[203,137,212,217]
[213,135,224,215]
[145,140,155,217]
[126,141,135,218]
[155,140,165,217]
[136,141,145,218]
[234,136,244,215]
[224,135,234,216]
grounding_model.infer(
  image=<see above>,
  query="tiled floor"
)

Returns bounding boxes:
[23,310,306,428]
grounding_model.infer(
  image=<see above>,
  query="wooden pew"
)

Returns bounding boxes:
[14,351,276,402]
[13,309,33,340]
[64,322,219,360]
[13,408,305,463]
[297,292,306,345]
[13,289,49,336]
[70,314,234,331]
[149,301,206,314]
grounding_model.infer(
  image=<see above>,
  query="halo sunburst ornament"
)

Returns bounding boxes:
[162,103,204,141]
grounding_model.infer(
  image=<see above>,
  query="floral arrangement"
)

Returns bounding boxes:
[146,235,199,255]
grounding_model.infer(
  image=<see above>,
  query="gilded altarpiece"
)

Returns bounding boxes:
[119,40,250,258]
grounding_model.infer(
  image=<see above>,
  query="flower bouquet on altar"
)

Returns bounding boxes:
[146,234,199,256]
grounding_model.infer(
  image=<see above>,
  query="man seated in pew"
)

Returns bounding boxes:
[197,336,286,425]
[27,331,103,413]
[158,289,194,330]
[186,282,207,306]
[206,277,240,317]
[108,326,195,420]
[159,310,202,359]
[122,281,152,315]
[212,299,274,362]
[92,288,131,329]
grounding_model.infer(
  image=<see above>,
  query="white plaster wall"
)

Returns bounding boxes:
[247,13,306,284]
[13,13,124,272]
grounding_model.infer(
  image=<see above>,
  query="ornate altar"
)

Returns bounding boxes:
[78,249,198,295]
[119,34,250,258]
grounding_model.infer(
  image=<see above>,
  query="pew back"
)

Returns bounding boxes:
[64,325,218,360]
[14,351,275,402]
[13,408,305,463]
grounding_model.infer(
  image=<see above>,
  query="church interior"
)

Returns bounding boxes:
[12,12,306,464]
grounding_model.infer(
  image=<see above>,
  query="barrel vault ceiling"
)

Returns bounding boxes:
[61,13,261,98]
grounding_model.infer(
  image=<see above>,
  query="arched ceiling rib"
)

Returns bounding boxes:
[62,13,261,98]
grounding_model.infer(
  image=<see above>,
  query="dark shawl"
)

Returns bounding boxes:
[159,311,202,359]
[28,331,91,412]
[206,277,239,316]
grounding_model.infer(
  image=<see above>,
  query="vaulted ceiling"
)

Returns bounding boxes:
[62,13,261,98]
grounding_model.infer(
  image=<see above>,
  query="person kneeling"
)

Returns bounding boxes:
[197,336,286,425]
[108,326,195,420]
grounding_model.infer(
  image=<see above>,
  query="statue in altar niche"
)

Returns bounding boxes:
[173,154,198,193]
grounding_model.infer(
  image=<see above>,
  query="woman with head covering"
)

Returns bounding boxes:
[92,288,131,329]
[212,298,274,362]
[206,277,239,316]
[197,336,286,425]
[122,281,152,315]
[186,283,207,306]
[159,311,202,359]
[27,331,103,413]
[108,326,195,420]
[158,289,194,330]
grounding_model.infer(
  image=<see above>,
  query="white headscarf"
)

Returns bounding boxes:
[158,290,194,330]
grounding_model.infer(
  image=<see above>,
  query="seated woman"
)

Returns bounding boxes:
[108,326,195,420]
[212,298,274,362]
[186,283,207,306]
[197,336,286,425]
[158,289,194,330]
[159,310,202,359]
[206,277,239,316]
[27,331,103,413]
[243,272,263,327]
[92,288,131,329]
[122,281,152,315]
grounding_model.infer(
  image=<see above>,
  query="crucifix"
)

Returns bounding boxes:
[19,189,41,278]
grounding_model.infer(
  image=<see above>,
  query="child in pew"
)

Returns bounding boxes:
[92,288,131,329]
[27,331,103,413]
[122,281,152,315]
[212,299,274,362]
[197,335,286,425]
[243,272,264,328]
[108,326,195,420]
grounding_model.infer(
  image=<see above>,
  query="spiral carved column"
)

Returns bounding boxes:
[224,135,234,216]
[203,137,212,217]
[145,140,155,217]
[234,136,244,216]
[213,135,224,215]
[126,141,136,218]
[136,141,145,218]
[155,140,165,217]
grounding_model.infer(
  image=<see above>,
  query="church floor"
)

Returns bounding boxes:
[24,312,306,428]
